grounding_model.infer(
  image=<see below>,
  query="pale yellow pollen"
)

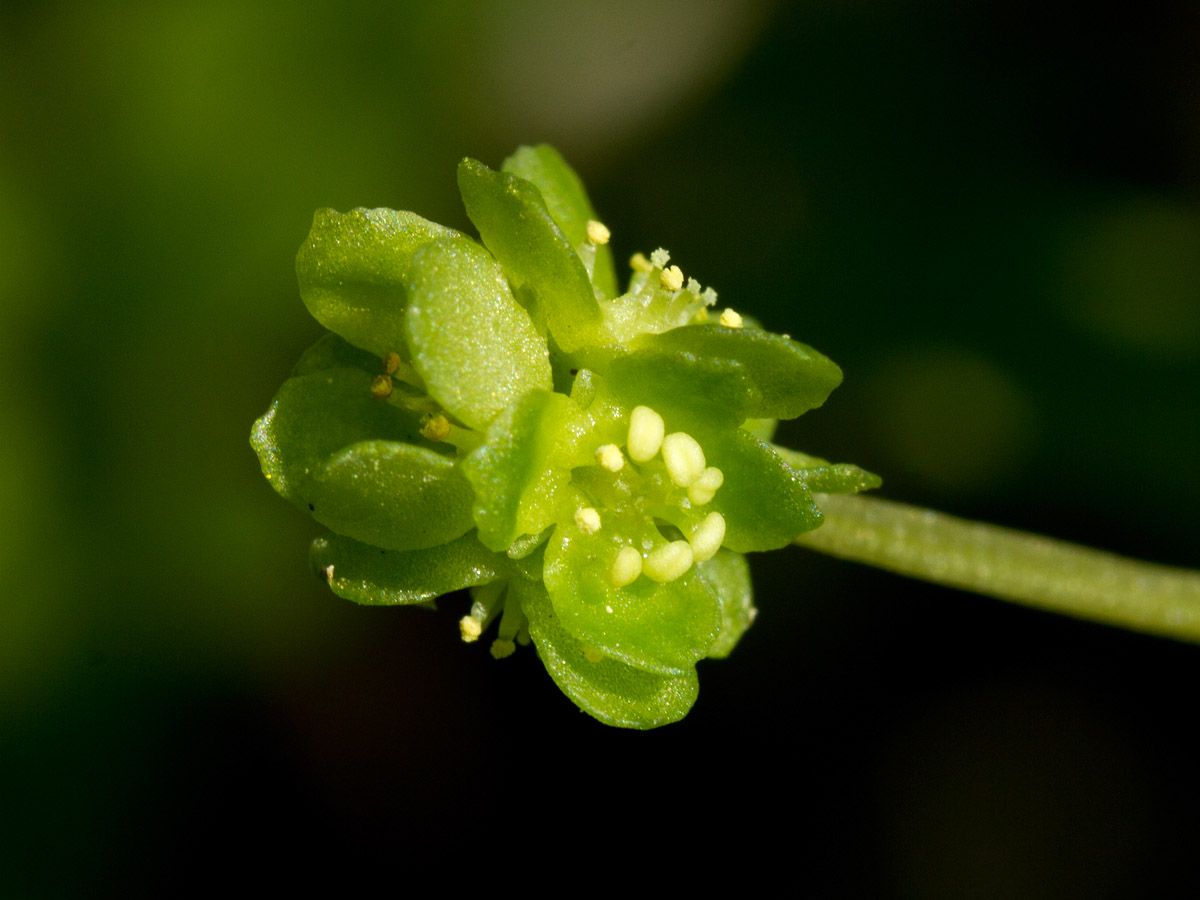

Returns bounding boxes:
[650,248,670,268]
[687,466,725,505]
[595,443,625,472]
[661,432,706,487]
[719,308,743,328]
[643,541,694,583]
[627,406,665,462]
[574,507,602,535]
[610,546,643,588]
[660,264,684,291]
[583,647,606,663]
[630,252,653,273]
[459,615,482,643]
[689,511,726,563]
[420,413,451,442]
[586,219,611,245]
[370,374,393,398]
[490,638,516,659]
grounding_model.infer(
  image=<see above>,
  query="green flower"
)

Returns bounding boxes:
[251,145,879,728]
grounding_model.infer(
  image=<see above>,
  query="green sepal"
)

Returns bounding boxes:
[405,236,552,430]
[307,440,476,551]
[457,157,602,352]
[310,531,505,605]
[502,144,618,298]
[514,578,699,729]
[770,445,883,494]
[460,389,578,552]
[251,367,438,507]
[694,426,824,552]
[695,549,756,659]
[295,208,459,358]
[291,333,382,378]
[542,505,723,675]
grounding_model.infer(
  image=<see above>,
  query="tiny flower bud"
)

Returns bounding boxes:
[610,546,643,587]
[643,541,694,583]
[627,406,665,462]
[574,507,602,534]
[661,432,706,487]
[585,219,611,245]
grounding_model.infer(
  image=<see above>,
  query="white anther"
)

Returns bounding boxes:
[627,406,665,462]
[719,308,743,328]
[660,265,684,291]
[687,466,725,505]
[610,546,643,588]
[661,432,706,487]
[595,443,625,472]
[643,541,694,583]
[459,615,482,643]
[650,248,670,268]
[689,512,726,563]
[701,287,718,307]
[586,219,611,245]
[490,639,516,659]
[574,507,602,535]
[685,277,702,294]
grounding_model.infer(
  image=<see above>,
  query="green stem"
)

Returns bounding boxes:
[795,492,1200,645]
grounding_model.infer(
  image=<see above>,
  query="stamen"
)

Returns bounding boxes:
[595,443,625,472]
[583,647,606,663]
[650,248,670,268]
[660,265,684,291]
[630,252,653,273]
[685,277,702,294]
[383,352,402,375]
[627,406,665,462]
[643,541,694,583]
[459,616,483,642]
[370,375,393,398]
[610,546,643,587]
[661,432,706,487]
[420,413,451,442]
[689,511,726,562]
[490,639,516,659]
[719,308,743,328]
[701,287,718,307]
[574,507,602,535]
[687,466,724,505]
[586,219,611,245]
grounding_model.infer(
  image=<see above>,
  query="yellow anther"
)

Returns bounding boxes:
[420,413,451,442]
[459,615,482,643]
[383,352,402,375]
[595,443,625,472]
[574,507,602,535]
[660,265,684,291]
[630,252,653,273]
[627,405,665,462]
[610,546,643,588]
[643,541,694,583]
[661,432,706,487]
[689,511,726,563]
[583,647,606,663]
[490,638,516,659]
[370,374,393,398]
[687,466,725,505]
[719,308,743,328]
[586,219,611,245]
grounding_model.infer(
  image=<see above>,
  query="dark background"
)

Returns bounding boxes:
[3,2,1198,896]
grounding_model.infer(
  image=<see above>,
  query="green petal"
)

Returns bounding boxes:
[251,367,437,507]
[769,444,883,494]
[502,144,618,298]
[460,389,577,552]
[405,236,552,430]
[696,426,824,551]
[621,324,844,421]
[542,512,722,675]
[514,578,698,729]
[295,208,459,358]
[695,549,756,659]
[310,531,504,605]
[307,440,476,551]
[457,157,602,352]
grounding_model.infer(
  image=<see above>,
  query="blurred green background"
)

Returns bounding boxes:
[3,1,1199,896]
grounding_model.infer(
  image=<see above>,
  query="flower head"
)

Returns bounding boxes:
[252,145,879,728]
